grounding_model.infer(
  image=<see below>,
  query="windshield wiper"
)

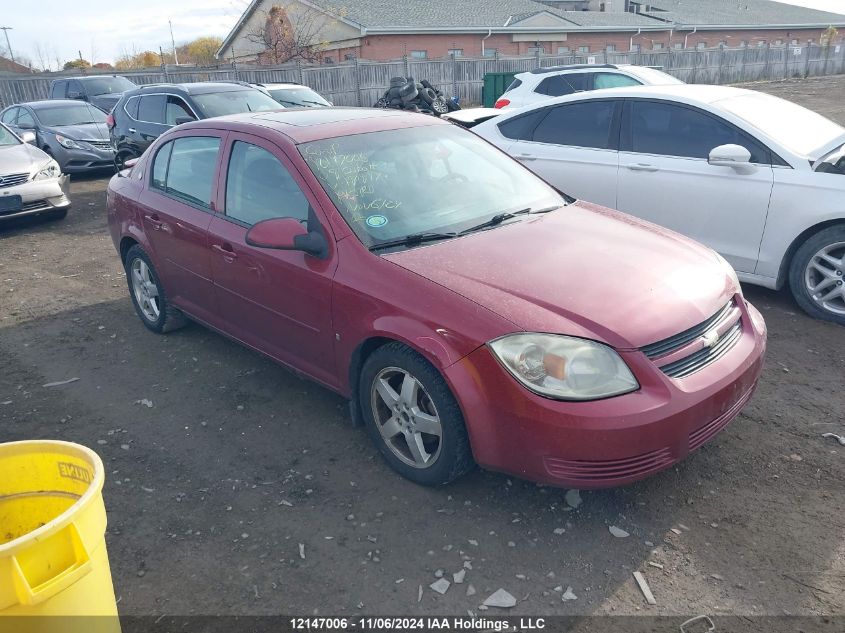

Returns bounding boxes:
[459,205,560,236]
[369,232,457,251]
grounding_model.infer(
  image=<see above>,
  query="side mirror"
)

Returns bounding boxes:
[20,131,36,144]
[17,121,35,130]
[708,144,752,168]
[174,116,196,125]
[245,217,328,258]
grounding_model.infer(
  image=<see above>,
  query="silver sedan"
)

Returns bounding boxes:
[0,123,70,223]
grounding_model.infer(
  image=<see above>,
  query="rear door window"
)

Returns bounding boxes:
[165,96,195,126]
[138,95,166,123]
[67,80,84,98]
[50,81,67,99]
[150,136,221,209]
[124,96,140,120]
[498,109,548,140]
[535,73,590,97]
[503,78,522,94]
[594,73,641,89]
[531,100,617,149]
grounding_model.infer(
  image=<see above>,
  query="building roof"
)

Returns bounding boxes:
[633,0,845,28]
[0,55,33,74]
[218,0,845,58]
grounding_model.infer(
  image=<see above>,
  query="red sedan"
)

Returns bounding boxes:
[107,108,767,488]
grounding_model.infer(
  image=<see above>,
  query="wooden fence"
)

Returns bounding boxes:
[1,42,844,109]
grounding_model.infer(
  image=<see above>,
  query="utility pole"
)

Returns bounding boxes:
[0,27,15,63]
[169,20,179,65]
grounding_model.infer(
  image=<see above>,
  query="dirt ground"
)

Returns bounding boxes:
[1,76,843,627]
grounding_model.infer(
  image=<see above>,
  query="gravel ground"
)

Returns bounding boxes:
[0,76,843,626]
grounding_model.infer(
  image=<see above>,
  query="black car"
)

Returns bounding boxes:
[107,82,281,170]
[49,75,138,113]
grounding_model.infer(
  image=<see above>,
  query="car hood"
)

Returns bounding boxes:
[0,142,50,174]
[383,202,737,350]
[44,122,110,141]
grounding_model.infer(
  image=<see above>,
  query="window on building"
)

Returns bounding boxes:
[790,39,799,46]
[448,49,463,57]
[718,41,727,48]
[344,54,356,61]
[606,44,616,52]
[630,43,641,52]
[696,42,707,50]
[653,42,664,50]
[673,42,683,49]
[774,39,784,46]
[410,50,427,59]
[739,40,748,48]
[323,57,334,64]
[528,46,546,54]
[483,48,498,57]
[757,40,767,47]
[557,46,570,54]
[577,45,590,53]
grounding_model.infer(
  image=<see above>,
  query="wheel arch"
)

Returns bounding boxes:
[777,218,845,289]
[119,236,140,263]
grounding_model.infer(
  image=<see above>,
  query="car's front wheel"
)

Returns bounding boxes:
[124,245,188,333]
[789,224,845,326]
[359,342,474,486]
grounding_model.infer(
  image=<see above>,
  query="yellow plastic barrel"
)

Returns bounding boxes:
[0,440,120,633]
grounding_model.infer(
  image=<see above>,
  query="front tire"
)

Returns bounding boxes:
[788,225,845,326]
[124,245,188,334]
[359,342,474,486]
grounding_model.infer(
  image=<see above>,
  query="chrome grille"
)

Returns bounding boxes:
[0,172,30,188]
[641,300,737,360]
[658,322,743,379]
[84,139,112,151]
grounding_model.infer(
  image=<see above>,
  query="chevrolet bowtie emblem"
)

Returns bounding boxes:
[702,330,720,349]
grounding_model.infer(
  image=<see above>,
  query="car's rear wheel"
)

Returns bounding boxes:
[124,245,188,334]
[789,225,845,326]
[359,342,474,486]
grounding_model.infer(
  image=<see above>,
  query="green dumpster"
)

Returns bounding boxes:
[482,72,518,108]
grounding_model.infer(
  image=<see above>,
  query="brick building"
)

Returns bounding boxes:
[217,0,845,64]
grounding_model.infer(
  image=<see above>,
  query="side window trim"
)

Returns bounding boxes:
[148,131,227,212]
[620,98,783,166]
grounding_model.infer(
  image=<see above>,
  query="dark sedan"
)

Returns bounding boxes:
[0,100,114,173]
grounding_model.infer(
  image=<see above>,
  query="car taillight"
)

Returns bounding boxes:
[494,98,510,109]
[106,113,115,129]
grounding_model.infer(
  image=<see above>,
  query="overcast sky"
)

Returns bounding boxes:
[1,0,843,68]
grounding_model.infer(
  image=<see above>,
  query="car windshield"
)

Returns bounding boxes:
[716,92,845,157]
[84,76,136,96]
[192,89,281,118]
[0,125,20,147]
[300,125,564,249]
[268,87,330,107]
[815,144,845,175]
[35,103,107,126]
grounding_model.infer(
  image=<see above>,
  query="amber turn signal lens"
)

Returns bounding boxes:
[543,353,567,380]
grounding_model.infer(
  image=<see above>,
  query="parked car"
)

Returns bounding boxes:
[253,83,332,107]
[493,63,682,109]
[0,100,114,173]
[107,108,766,488]
[108,82,281,170]
[49,75,138,113]
[0,122,70,224]
[473,84,845,325]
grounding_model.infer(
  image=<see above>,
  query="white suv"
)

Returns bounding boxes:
[494,64,682,109]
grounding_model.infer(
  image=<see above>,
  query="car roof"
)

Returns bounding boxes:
[179,107,446,144]
[516,83,756,107]
[51,75,127,82]
[123,82,256,97]
[528,64,620,75]
[24,99,88,110]
[255,83,308,89]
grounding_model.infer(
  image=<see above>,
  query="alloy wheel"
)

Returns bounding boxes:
[370,367,443,469]
[131,258,161,322]
[804,241,845,316]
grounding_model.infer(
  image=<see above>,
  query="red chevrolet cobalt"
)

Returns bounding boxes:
[107,108,766,488]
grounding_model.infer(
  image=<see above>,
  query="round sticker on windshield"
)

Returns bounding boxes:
[366,215,388,228]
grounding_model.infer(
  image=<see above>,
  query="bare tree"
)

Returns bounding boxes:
[244,3,343,64]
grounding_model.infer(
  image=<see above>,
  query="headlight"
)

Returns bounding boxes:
[488,333,639,401]
[34,159,62,181]
[55,134,81,149]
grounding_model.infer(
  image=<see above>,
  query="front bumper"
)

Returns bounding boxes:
[0,175,71,222]
[52,144,115,173]
[445,298,767,488]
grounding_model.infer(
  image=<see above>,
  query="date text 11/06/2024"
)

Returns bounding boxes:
[290,617,548,631]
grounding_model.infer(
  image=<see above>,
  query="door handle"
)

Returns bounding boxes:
[128,128,137,134]
[626,163,659,172]
[143,214,163,230]
[212,244,238,260]
[516,154,537,162]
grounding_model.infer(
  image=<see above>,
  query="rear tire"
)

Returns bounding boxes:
[359,342,474,486]
[788,224,845,326]
[124,245,189,334]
